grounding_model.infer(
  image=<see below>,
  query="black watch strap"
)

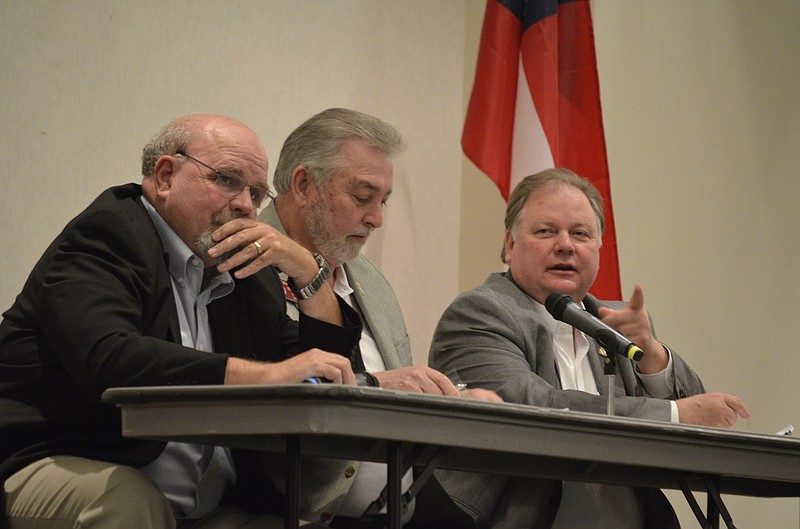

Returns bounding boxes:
[355,372,380,387]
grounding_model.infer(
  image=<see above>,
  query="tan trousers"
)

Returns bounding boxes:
[5,456,321,529]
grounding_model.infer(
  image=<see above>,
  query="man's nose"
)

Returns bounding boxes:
[364,202,383,229]
[229,187,255,216]
[554,231,574,253]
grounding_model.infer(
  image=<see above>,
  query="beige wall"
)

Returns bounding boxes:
[1,0,797,526]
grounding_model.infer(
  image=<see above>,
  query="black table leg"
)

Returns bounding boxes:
[387,441,402,529]
[286,435,300,529]
[704,475,736,529]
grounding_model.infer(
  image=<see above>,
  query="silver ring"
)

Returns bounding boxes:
[252,241,263,255]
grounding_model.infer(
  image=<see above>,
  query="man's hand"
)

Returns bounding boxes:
[460,388,504,403]
[373,366,465,396]
[676,393,751,428]
[208,218,319,282]
[373,366,504,402]
[225,350,356,386]
[597,284,667,374]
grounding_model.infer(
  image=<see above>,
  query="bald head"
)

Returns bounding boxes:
[141,114,265,177]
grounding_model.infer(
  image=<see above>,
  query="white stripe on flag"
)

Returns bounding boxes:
[510,56,554,194]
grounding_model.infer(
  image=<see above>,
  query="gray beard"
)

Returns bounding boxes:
[306,195,368,266]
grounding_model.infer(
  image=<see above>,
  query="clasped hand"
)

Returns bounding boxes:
[207,218,319,283]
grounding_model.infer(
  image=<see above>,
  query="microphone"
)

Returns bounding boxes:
[545,292,644,361]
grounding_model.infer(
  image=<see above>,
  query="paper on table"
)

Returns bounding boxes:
[774,424,794,436]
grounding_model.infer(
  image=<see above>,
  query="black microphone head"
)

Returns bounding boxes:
[545,292,573,320]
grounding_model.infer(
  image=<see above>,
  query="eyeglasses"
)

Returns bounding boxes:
[176,151,275,208]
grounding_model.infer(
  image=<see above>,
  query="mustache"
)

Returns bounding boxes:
[196,211,248,262]
[352,226,374,238]
[210,211,247,229]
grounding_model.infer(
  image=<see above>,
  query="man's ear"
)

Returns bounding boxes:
[290,165,315,206]
[503,230,515,265]
[152,155,179,198]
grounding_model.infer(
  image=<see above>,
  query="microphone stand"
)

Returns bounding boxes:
[598,347,616,416]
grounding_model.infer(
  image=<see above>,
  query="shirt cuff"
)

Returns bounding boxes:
[635,345,675,399]
[669,400,679,423]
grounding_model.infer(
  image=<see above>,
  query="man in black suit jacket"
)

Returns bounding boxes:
[0,114,362,529]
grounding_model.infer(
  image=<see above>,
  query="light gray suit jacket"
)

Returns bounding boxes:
[428,272,704,528]
[257,202,412,522]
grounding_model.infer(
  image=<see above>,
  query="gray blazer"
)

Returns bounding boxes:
[428,272,704,528]
[257,202,413,522]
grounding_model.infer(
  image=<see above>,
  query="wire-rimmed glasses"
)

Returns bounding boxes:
[176,151,275,208]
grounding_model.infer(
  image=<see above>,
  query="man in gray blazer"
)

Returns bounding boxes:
[257,108,499,528]
[428,168,750,529]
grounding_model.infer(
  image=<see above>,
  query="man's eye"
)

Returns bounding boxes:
[216,174,236,187]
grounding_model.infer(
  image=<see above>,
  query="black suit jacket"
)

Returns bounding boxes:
[0,184,360,526]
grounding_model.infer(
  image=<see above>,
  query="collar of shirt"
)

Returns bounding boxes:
[331,263,355,299]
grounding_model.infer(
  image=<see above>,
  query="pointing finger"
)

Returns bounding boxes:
[627,284,645,311]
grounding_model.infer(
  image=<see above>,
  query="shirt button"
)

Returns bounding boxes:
[344,466,356,478]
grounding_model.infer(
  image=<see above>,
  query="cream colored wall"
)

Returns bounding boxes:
[460,1,800,527]
[1,0,797,526]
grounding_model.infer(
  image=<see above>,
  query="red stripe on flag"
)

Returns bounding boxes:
[463,0,621,300]
[461,0,522,200]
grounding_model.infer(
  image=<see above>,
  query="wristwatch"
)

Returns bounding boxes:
[288,253,331,300]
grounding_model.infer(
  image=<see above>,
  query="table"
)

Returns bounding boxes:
[102,385,799,529]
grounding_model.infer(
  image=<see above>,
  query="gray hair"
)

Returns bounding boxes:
[140,118,192,176]
[273,108,406,194]
[501,168,605,262]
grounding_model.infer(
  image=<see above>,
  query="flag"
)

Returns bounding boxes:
[462,0,621,300]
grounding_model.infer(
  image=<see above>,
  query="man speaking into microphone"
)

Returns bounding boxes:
[428,168,749,529]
